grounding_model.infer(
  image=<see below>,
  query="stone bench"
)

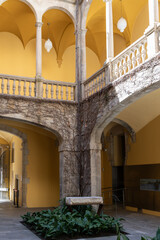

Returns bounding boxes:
[65,196,103,215]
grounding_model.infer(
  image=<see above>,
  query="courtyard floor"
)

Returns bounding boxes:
[0,201,160,240]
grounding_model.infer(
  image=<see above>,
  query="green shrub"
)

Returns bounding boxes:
[141,228,160,240]
[22,204,124,239]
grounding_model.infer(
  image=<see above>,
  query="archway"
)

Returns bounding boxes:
[0,118,62,208]
[42,8,75,82]
[91,87,160,212]
[0,0,36,77]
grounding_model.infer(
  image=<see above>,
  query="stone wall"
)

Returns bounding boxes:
[0,95,79,198]
[0,53,160,199]
[80,53,160,197]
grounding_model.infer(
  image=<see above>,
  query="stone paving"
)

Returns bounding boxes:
[0,201,160,240]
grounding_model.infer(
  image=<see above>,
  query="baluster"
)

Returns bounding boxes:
[98,76,101,90]
[46,83,48,98]
[93,80,95,93]
[29,82,32,96]
[56,85,59,99]
[87,84,90,97]
[101,74,104,89]
[13,79,16,95]
[84,84,86,98]
[103,72,105,87]
[141,41,147,63]
[7,79,10,94]
[123,57,127,74]
[114,62,119,79]
[23,80,26,96]
[93,79,96,92]
[66,86,69,100]
[136,46,141,65]
[95,77,98,92]
[51,84,54,99]
[61,85,63,100]
[127,53,132,72]
[18,80,21,95]
[34,83,36,97]
[1,78,4,94]
[71,86,74,101]
[97,76,99,90]
[119,60,123,77]
[132,50,136,68]
[89,81,92,94]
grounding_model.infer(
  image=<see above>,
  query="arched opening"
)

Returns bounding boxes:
[0,0,36,77]
[98,87,160,213]
[85,0,152,72]
[0,118,61,208]
[101,121,134,209]
[42,8,75,82]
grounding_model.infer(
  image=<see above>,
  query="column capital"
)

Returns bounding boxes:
[35,22,43,28]
[103,0,112,3]
[75,28,87,36]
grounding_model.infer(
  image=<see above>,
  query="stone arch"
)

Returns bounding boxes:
[0,116,64,206]
[81,1,92,30]
[88,55,160,196]
[42,6,76,28]
[113,118,136,143]
[1,0,38,21]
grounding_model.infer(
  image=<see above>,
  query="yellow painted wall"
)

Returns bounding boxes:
[131,3,160,43]
[26,131,59,208]
[0,138,10,198]
[114,34,127,57]
[127,115,160,166]
[86,47,101,78]
[10,135,23,206]
[0,33,36,77]
[0,32,101,83]
[0,119,60,208]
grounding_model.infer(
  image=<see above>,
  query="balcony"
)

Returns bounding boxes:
[0,24,159,103]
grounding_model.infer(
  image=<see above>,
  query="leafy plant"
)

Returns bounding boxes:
[141,228,160,240]
[22,203,125,239]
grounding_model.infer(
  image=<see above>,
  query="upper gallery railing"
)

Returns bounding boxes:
[0,74,76,102]
[0,25,160,102]
[83,24,160,99]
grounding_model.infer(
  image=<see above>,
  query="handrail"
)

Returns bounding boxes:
[111,34,147,64]
[0,74,76,102]
[102,187,127,193]
[43,79,76,87]
[0,73,35,82]
[83,65,106,86]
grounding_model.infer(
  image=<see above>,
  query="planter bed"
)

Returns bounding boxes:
[21,204,127,240]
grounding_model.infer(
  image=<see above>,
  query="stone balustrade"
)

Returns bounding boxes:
[43,80,75,101]
[0,74,76,102]
[83,25,160,99]
[0,74,36,97]
[111,35,148,80]
[0,26,160,102]
[83,66,107,98]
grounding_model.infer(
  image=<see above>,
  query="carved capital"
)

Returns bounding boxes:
[103,0,112,3]
[35,22,43,28]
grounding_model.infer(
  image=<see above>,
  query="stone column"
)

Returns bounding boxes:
[148,0,159,26]
[90,143,102,196]
[35,22,43,98]
[104,0,114,63]
[80,28,87,99]
[145,0,159,58]
[59,145,80,199]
